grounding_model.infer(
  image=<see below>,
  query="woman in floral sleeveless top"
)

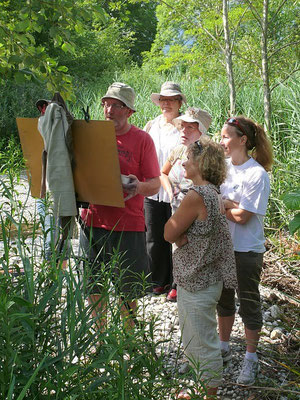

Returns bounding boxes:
[164,137,237,399]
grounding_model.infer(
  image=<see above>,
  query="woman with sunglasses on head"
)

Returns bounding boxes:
[164,137,237,399]
[144,82,187,300]
[217,116,273,386]
[160,107,212,302]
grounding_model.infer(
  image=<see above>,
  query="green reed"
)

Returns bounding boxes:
[0,173,209,399]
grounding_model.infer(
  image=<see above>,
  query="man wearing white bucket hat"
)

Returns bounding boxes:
[80,82,160,325]
[144,81,187,301]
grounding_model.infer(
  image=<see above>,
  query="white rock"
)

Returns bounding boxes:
[270,327,283,339]
[263,311,272,322]
[268,304,281,319]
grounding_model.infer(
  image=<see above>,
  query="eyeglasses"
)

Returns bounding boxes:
[101,102,126,110]
[159,97,181,102]
[195,140,203,153]
[225,118,246,136]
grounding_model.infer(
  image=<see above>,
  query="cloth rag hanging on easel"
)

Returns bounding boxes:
[37,93,77,218]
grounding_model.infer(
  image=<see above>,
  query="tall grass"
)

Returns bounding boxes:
[1,173,212,399]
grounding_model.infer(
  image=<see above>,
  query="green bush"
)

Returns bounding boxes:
[0,81,50,143]
[280,188,300,235]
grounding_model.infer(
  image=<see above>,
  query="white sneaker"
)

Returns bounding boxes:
[237,357,259,386]
[221,347,232,362]
[178,361,190,374]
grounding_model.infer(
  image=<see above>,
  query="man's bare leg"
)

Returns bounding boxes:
[89,294,107,332]
[218,315,235,341]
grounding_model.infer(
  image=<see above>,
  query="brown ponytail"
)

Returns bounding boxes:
[228,116,274,171]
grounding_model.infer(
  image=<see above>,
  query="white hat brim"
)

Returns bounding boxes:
[173,115,208,135]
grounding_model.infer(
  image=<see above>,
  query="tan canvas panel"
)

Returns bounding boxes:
[16,118,125,208]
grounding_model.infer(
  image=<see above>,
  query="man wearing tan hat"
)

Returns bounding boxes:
[80,82,160,325]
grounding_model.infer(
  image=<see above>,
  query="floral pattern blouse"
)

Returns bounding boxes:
[173,184,237,292]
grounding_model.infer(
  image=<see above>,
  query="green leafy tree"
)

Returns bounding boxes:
[0,1,159,96]
[142,1,241,83]
[100,0,158,65]
[142,0,299,126]
[0,0,107,98]
[239,0,300,132]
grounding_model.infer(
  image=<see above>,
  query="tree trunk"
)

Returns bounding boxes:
[261,0,271,133]
[223,0,236,116]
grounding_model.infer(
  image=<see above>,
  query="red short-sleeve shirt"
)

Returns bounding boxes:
[81,125,160,231]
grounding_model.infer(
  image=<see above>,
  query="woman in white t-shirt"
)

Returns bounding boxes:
[217,116,273,387]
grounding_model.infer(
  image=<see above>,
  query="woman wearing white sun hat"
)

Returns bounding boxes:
[144,81,187,299]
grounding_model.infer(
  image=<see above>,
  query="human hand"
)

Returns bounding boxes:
[223,199,239,210]
[167,188,173,202]
[175,234,188,248]
[218,194,225,215]
[122,174,140,201]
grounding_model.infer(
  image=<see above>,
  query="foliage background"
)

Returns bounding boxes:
[0,1,299,398]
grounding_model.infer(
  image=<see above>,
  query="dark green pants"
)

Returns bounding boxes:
[217,251,263,331]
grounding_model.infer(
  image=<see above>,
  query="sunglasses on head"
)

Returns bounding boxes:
[194,140,203,153]
[226,118,246,136]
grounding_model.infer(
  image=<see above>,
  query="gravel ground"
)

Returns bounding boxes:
[1,174,298,400]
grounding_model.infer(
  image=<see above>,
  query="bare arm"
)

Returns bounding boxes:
[164,190,207,243]
[160,160,173,201]
[223,199,253,224]
[225,208,253,224]
[137,176,161,196]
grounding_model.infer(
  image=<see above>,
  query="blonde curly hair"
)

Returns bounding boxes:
[188,136,227,186]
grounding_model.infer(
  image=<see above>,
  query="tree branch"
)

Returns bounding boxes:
[271,67,300,92]
[234,53,261,70]
[230,5,249,54]
[268,40,300,60]
[159,0,225,54]
[244,0,263,29]
[269,0,289,25]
